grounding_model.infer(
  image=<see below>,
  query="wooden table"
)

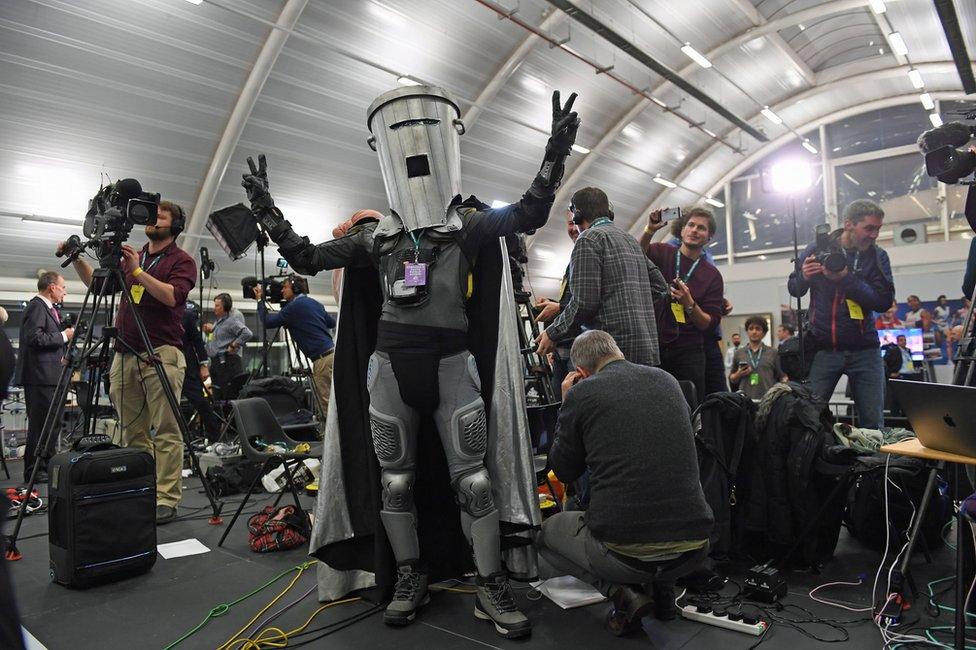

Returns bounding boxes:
[880,437,976,650]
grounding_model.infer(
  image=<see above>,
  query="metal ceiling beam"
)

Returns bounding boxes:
[626,63,963,235]
[181,0,308,256]
[544,0,768,142]
[725,0,816,86]
[932,0,976,94]
[461,10,565,129]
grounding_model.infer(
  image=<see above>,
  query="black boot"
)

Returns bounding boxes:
[652,581,677,620]
[605,584,654,636]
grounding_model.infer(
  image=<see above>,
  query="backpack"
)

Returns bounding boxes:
[247,504,311,553]
[845,453,951,551]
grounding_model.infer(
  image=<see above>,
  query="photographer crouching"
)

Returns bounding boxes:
[253,275,336,421]
[787,200,894,429]
[58,200,196,524]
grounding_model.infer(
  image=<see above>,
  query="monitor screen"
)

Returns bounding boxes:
[878,328,924,360]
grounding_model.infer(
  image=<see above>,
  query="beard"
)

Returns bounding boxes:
[145,225,171,241]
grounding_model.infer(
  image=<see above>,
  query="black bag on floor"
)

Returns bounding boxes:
[846,453,951,551]
[48,446,156,588]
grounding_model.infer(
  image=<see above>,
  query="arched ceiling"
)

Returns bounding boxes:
[0,0,973,301]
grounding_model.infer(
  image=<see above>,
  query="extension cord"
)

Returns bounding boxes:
[680,605,767,636]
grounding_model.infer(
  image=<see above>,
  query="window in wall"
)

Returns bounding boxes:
[825,103,930,159]
[731,164,825,254]
[835,153,939,237]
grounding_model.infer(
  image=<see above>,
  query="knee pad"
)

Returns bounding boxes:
[454,466,494,518]
[381,469,415,512]
[369,407,407,466]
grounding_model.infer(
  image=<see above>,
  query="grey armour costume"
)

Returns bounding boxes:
[241,86,580,639]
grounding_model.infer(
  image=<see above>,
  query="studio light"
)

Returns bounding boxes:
[769,159,813,195]
[680,43,712,69]
[652,175,677,188]
[760,106,782,125]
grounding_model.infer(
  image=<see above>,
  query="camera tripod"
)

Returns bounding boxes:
[6,264,224,559]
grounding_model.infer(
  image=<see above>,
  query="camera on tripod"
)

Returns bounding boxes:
[812,223,847,273]
[917,109,976,184]
[57,178,160,271]
[241,276,285,303]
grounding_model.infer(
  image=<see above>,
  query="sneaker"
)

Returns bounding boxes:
[155,505,177,525]
[474,572,531,639]
[384,561,429,626]
[652,582,677,621]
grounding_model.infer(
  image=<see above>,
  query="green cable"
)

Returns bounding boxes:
[162,561,315,650]
[927,576,976,621]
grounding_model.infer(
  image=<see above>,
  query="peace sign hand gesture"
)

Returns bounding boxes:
[242,154,275,211]
[549,91,581,155]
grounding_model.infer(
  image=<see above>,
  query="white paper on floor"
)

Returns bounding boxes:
[157,538,211,559]
[530,575,606,609]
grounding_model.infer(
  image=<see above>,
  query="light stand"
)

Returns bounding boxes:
[787,195,806,371]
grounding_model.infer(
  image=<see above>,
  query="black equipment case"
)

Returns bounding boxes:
[48,447,156,587]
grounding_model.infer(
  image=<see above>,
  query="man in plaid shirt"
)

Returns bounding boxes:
[536,187,667,366]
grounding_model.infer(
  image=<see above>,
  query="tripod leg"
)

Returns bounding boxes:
[218,457,270,547]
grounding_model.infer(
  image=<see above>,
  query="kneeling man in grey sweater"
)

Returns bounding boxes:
[536,329,713,634]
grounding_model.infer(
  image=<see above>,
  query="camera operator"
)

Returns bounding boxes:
[536,188,668,367]
[253,275,336,420]
[536,330,712,632]
[640,206,725,400]
[533,209,580,397]
[787,199,893,429]
[203,293,252,393]
[13,272,73,483]
[58,200,196,524]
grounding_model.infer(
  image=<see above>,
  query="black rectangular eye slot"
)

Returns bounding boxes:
[406,154,431,178]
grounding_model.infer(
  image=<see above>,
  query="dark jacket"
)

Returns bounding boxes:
[548,359,713,544]
[14,296,65,386]
[787,236,894,351]
[182,306,208,370]
[883,343,916,377]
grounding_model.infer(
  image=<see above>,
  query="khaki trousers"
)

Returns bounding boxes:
[311,351,334,425]
[109,346,186,508]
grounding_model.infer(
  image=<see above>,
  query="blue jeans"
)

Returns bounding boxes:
[807,348,885,429]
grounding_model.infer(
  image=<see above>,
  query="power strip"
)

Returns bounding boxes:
[679,605,768,636]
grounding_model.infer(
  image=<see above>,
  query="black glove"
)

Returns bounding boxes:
[547,91,580,157]
[241,154,275,212]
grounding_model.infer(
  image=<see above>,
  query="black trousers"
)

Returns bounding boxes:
[210,354,245,396]
[182,371,221,438]
[702,338,728,396]
[23,383,56,482]
[659,344,706,407]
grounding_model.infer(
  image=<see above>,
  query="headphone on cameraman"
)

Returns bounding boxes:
[569,200,614,226]
[287,275,309,295]
[167,203,187,237]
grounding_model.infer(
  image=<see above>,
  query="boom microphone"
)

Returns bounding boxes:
[916,122,976,154]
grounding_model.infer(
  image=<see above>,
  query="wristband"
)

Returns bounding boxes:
[132,267,144,278]
[644,224,658,235]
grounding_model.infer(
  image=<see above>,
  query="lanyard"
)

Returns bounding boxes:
[590,217,612,228]
[140,249,165,274]
[747,345,763,370]
[675,247,702,284]
[850,250,861,273]
[407,230,424,262]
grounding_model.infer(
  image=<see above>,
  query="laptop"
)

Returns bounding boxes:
[889,380,976,457]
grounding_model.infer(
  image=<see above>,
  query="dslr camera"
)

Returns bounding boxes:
[241,276,284,303]
[812,223,847,273]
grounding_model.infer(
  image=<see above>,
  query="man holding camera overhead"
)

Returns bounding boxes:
[787,199,893,429]
[58,200,196,524]
[253,275,336,421]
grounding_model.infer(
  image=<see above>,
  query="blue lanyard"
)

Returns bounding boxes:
[675,247,702,284]
[850,250,861,273]
[746,345,763,370]
[590,217,612,228]
[140,249,165,274]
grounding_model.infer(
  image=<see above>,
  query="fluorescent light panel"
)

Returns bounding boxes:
[652,176,677,188]
[704,197,725,208]
[571,143,590,154]
[888,32,908,56]
[919,92,934,110]
[396,75,421,86]
[801,140,819,154]
[680,43,712,69]
[184,0,203,4]
[929,113,943,127]
[868,0,886,14]
[760,106,782,125]
[908,69,924,89]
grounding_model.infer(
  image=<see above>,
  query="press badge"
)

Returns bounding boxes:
[750,373,760,386]
[671,302,686,324]
[130,284,145,304]
[403,262,428,288]
[846,299,864,320]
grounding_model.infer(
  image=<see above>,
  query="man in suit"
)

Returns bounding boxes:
[14,271,74,483]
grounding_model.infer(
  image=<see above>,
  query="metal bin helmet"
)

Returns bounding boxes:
[367,85,465,232]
